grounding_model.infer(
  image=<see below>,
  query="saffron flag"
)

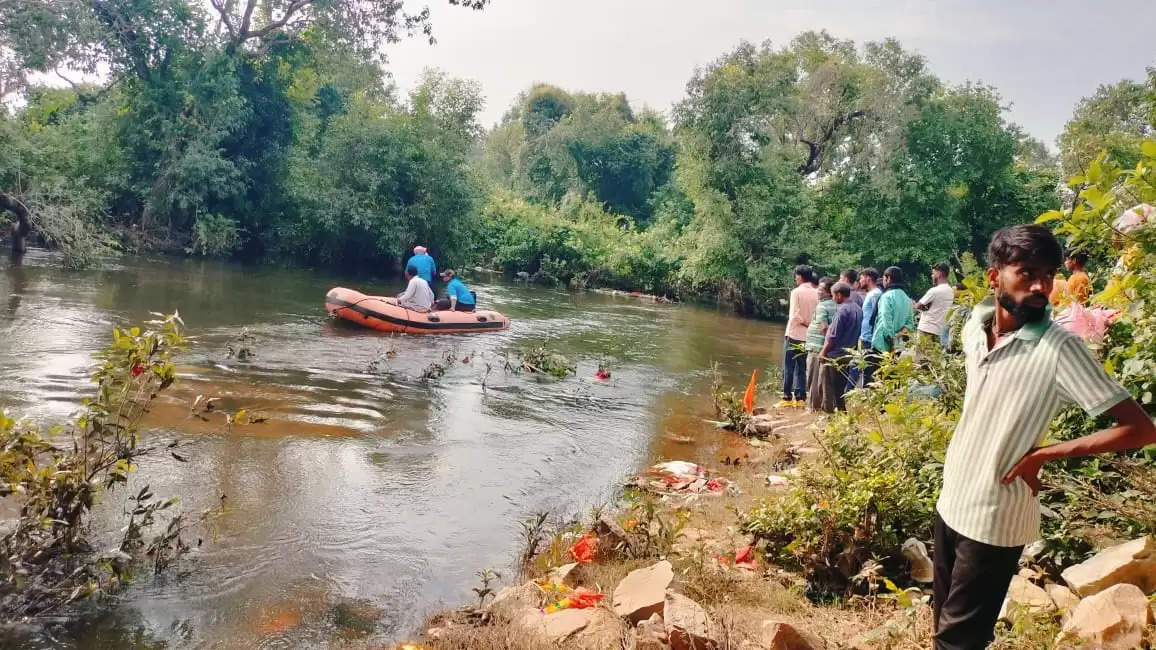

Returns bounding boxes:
[742,369,757,413]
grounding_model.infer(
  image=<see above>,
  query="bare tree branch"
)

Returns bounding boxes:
[87,0,150,80]
[54,70,80,90]
[209,0,237,39]
[797,109,872,174]
[237,0,260,41]
[241,0,313,43]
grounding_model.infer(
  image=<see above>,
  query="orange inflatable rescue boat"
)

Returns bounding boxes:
[325,287,510,334]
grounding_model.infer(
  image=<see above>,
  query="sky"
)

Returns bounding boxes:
[383,0,1156,147]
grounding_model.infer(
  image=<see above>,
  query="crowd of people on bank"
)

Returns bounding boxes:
[394,245,478,313]
[777,246,1098,414]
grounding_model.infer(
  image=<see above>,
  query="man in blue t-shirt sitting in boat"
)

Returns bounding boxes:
[434,269,477,312]
[407,246,436,285]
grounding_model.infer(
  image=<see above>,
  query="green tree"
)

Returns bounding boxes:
[1058,73,1155,177]
[278,71,482,270]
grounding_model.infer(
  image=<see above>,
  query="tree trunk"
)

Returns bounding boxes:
[1,192,31,257]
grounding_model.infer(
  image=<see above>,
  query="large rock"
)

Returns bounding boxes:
[518,607,592,642]
[1061,535,1156,597]
[486,581,540,617]
[1056,583,1153,649]
[569,608,629,648]
[761,620,824,650]
[613,561,674,622]
[998,575,1055,622]
[664,592,718,650]
[1046,583,1081,619]
[1008,575,1055,611]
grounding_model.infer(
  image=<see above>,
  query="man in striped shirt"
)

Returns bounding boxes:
[933,224,1156,650]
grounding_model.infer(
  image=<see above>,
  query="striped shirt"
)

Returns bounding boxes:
[936,297,1131,547]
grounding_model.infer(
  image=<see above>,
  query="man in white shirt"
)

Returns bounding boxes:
[916,262,954,343]
[397,265,434,312]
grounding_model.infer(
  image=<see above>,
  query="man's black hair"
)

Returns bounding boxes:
[883,266,905,285]
[841,268,859,284]
[987,225,1064,269]
[406,265,419,276]
[794,264,814,282]
[1067,248,1089,266]
[832,282,852,298]
[818,276,837,291]
[933,262,951,277]
[861,267,881,282]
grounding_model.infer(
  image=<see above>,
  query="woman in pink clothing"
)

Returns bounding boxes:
[778,265,819,407]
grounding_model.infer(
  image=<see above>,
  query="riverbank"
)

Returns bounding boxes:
[417,382,1156,650]
[416,403,936,649]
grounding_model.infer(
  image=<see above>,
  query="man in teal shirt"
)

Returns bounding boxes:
[406,246,436,285]
[434,269,477,312]
[871,266,916,353]
[804,277,837,411]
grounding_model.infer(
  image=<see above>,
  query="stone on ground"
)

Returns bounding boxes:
[749,414,788,436]
[546,562,583,588]
[595,513,634,555]
[1008,575,1056,611]
[613,560,674,622]
[1046,583,1081,619]
[900,537,933,583]
[1056,583,1153,649]
[761,619,825,649]
[486,581,540,617]
[998,575,1055,622]
[664,591,719,650]
[518,607,592,642]
[1021,539,1047,562]
[569,607,629,648]
[1061,535,1156,597]
[636,612,670,650]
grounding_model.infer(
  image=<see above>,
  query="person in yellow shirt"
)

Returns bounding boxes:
[1064,249,1091,306]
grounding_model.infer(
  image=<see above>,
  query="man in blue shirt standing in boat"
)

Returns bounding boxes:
[407,246,436,285]
[435,269,477,312]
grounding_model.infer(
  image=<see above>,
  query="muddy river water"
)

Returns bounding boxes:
[0,250,783,648]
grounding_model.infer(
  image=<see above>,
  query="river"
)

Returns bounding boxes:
[0,249,783,648]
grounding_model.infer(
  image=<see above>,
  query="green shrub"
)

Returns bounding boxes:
[742,343,961,596]
[1032,141,1156,566]
[189,213,243,256]
[0,314,203,618]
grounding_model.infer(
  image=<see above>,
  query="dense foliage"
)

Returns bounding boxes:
[478,35,1061,314]
[1,0,487,272]
[1,2,1151,317]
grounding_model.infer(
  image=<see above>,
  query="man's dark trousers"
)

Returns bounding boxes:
[782,337,807,400]
[933,514,1022,650]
